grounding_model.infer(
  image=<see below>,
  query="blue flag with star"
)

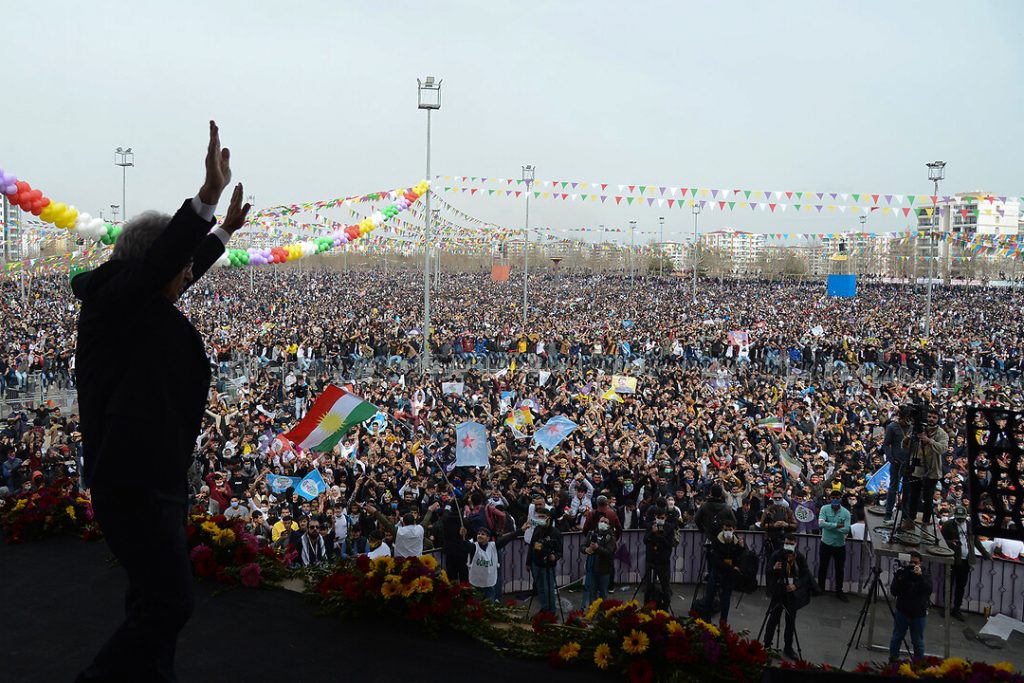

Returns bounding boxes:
[455,421,490,467]
[533,415,579,451]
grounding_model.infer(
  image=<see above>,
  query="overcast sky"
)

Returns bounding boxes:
[5,0,1023,243]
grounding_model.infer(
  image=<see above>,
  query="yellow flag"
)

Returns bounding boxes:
[509,359,517,374]
[602,387,624,403]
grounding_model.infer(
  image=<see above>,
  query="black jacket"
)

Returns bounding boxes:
[526,524,562,568]
[73,199,222,496]
[891,564,933,618]
[766,548,812,610]
[643,522,676,564]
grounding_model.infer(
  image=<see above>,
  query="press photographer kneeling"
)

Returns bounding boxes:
[889,550,932,662]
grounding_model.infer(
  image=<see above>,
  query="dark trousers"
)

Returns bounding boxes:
[79,489,194,682]
[952,563,971,612]
[644,561,671,609]
[905,477,938,525]
[818,542,846,594]
[764,598,797,650]
[445,550,469,584]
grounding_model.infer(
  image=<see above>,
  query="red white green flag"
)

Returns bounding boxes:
[284,384,377,452]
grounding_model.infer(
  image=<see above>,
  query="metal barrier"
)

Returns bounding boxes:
[428,529,1024,618]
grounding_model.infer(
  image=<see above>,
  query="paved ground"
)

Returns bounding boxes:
[512,580,1024,669]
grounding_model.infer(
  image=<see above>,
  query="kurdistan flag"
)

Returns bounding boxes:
[284,384,378,452]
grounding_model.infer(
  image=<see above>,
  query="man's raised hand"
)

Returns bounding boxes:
[221,183,252,235]
[200,120,232,205]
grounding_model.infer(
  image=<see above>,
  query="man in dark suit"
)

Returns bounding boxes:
[74,121,251,683]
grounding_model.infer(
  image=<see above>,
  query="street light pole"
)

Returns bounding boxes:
[658,216,665,277]
[417,77,442,375]
[433,209,440,289]
[924,161,946,338]
[521,164,535,331]
[629,220,636,287]
[114,147,134,221]
[692,203,701,302]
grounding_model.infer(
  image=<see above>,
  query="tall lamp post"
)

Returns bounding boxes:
[658,216,665,277]
[417,76,441,375]
[628,220,636,287]
[691,203,701,302]
[114,147,134,221]
[521,164,535,331]
[924,160,946,338]
[433,208,441,288]
[859,215,867,278]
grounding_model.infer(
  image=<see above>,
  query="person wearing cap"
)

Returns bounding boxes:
[817,489,851,602]
[764,532,811,660]
[941,505,991,621]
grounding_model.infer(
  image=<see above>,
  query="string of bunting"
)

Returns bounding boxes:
[437,174,1024,208]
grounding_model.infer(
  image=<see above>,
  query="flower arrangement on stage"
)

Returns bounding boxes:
[846,656,1022,682]
[310,554,493,635]
[186,514,289,588]
[1,479,100,544]
[499,598,768,683]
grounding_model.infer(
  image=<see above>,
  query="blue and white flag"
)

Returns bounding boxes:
[533,415,579,451]
[266,473,302,495]
[296,469,328,501]
[866,462,891,494]
[455,421,490,467]
[366,411,388,436]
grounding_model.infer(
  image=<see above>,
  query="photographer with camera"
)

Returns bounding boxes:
[763,532,811,660]
[882,407,912,522]
[888,550,932,661]
[581,512,617,609]
[901,407,948,532]
[703,519,747,624]
[643,504,677,609]
[525,506,562,615]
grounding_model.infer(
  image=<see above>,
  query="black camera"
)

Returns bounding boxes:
[900,402,928,437]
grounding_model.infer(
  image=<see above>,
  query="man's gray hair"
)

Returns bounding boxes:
[111,210,172,262]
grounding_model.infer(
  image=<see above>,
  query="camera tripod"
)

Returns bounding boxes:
[757,592,803,660]
[840,564,911,668]
[525,565,565,622]
[634,562,676,616]
[885,450,941,549]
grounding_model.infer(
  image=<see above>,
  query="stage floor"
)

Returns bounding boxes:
[0,537,601,682]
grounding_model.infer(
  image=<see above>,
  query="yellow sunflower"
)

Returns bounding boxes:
[897,663,917,678]
[694,618,721,638]
[665,620,684,635]
[201,521,219,535]
[584,598,603,621]
[213,528,236,546]
[412,576,434,594]
[558,642,581,662]
[622,629,649,655]
[381,581,401,599]
[593,643,612,670]
[437,569,450,585]
[418,555,438,571]
[994,662,1016,674]
[371,556,395,574]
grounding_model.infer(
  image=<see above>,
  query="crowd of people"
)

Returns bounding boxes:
[3,266,1023,644]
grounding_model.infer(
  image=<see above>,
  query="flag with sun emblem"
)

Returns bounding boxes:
[284,384,378,452]
[455,420,490,467]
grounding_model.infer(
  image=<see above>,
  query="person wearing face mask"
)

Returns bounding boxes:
[940,505,991,621]
[763,533,811,660]
[525,507,562,615]
[702,519,746,624]
[223,495,250,521]
[888,551,932,661]
[817,489,851,602]
[366,529,391,559]
[581,514,617,609]
[758,491,796,558]
[643,505,676,610]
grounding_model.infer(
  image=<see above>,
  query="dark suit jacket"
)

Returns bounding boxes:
[940,519,991,567]
[73,199,223,497]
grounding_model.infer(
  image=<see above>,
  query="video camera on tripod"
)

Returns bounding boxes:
[900,402,929,467]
